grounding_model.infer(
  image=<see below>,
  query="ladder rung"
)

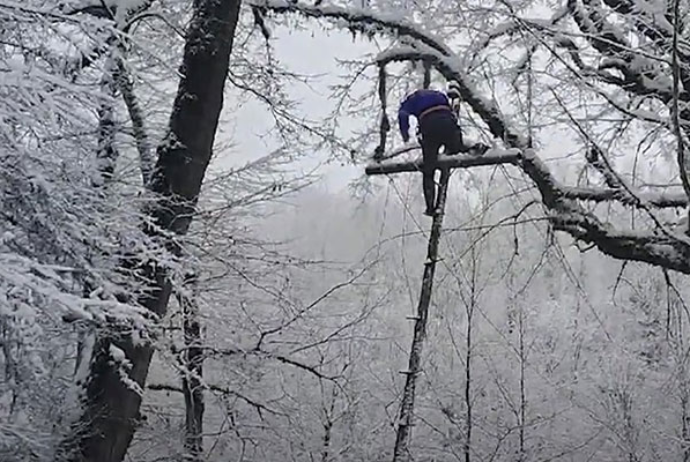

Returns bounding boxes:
[424,257,443,265]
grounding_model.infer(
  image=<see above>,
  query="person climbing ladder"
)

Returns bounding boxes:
[397,84,480,217]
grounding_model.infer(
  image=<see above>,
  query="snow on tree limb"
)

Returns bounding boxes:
[255,0,451,55]
[0,252,155,327]
[493,0,690,117]
[561,186,688,208]
[550,212,690,274]
[260,0,690,273]
[377,47,530,148]
[369,146,690,271]
[257,1,527,148]
[601,0,673,40]
[365,149,523,174]
[115,56,153,185]
[564,0,685,103]
[368,148,688,208]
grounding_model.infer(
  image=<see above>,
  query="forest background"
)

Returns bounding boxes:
[2,1,690,461]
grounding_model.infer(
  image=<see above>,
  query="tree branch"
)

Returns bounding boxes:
[671,0,690,205]
[255,0,450,55]
[566,0,690,107]
[365,149,522,174]
[261,1,690,274]
[115,57,154,185]
[148,383,286,417]
[185,345,339,381]
[367,149,688,208]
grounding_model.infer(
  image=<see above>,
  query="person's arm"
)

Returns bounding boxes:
[398,101,411,143]
[457,124,468,153]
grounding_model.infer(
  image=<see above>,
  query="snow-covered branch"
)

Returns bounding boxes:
[561,185,688,208]
[368,145,690,271]
[565,0,684,104]
[365,148,522,174]
[258,1,529,148]
[376,47,529,148]
[550,212,690,274]
[115,57,153,185]
[255,0,451,55]
[261,0,690,274]
[517,149,690,273]
[367,149,688,208]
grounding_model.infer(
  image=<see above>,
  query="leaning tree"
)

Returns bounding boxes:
[256,0,690,277]
[50,0,244,461]
[253,0,690,460]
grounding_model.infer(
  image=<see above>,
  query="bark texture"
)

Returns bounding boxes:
[60,1,242,461]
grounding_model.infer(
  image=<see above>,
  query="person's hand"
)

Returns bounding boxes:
[471,143,489,155]
[373,145,384,161]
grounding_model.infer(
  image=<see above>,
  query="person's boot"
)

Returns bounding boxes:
[471,143,489,155]
[423,174,436,218]
[373,145,384,162]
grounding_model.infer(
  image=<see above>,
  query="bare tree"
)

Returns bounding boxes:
[255,0,690,274]
[178,273,204,462]
[249,3,690,462]
[59,1,244,461]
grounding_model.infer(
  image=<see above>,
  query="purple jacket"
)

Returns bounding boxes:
[398,89,451,141]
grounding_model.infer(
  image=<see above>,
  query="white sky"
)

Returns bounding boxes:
[214,25,583,196]
[212,18,682,204]
[216,26,377,193]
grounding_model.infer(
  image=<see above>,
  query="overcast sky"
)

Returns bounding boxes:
[213,15,684,208]
[215,26,378,194]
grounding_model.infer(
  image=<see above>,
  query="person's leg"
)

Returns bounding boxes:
[421,137,440,216]
[438,113,465,155]
[446,125,465,155]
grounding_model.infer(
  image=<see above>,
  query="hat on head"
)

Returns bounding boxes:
[447,81,461,99]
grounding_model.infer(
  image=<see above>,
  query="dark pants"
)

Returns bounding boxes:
[418,110,464,214]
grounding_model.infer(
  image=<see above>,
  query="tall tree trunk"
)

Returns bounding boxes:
[676,297,690,462]
[319,385,336,462]
[94,52,119,187]
[464,269,473,462]
[58,1,242,461]
[463,245,479,462]
[681,387,690,462]
[180,275,204,462]
[517,305,526,462]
